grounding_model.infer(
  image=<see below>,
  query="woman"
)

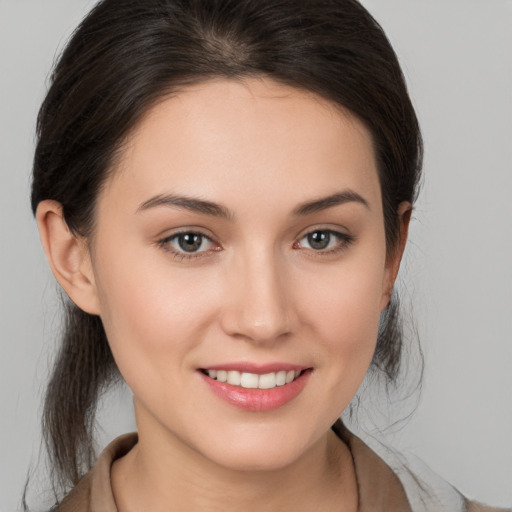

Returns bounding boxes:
[26,0,508,510]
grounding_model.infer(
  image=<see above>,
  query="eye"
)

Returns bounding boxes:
[159,231,217,257]
[295,229,354,252]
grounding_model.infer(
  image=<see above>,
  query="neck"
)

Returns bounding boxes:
[112,417,358,512]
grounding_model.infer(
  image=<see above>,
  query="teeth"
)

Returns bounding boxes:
[227,370,241,386]
[206,369,303,389]
[240,372,259,388]
[258,372,276,389]
[275,371,286,386]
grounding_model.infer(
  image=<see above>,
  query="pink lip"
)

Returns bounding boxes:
[199,368,312,412]
[201,362,309,374]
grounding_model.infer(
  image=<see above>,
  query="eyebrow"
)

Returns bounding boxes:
[293,190,370,216]
[137,193,232,219]
[136,189,369,218]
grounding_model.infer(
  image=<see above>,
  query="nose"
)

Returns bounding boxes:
[219,248,296,344]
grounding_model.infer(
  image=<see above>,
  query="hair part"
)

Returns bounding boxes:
[30,0,423,503]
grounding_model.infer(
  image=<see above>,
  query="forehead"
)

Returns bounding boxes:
[102,77,381,216]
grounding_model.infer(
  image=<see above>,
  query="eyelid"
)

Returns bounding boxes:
[294,223,352,242]
[157,228,222,260]
[155,225,354,261]
[293,227,356,254]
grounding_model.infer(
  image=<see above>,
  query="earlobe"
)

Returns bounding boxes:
[36,200,100,315]
[380,201,412,310]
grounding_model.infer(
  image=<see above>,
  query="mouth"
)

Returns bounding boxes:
[198,366,312,411]
[199,369,305,390]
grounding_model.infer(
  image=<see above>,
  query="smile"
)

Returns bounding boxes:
[201,369,302,389]
[199,366,312,411]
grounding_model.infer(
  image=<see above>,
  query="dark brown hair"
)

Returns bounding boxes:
[30,0,422,503]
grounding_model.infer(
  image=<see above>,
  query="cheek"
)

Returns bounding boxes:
[298,251,386,387]
[92,246,221,385]
[320,284,381,369]
[305,252,385,334]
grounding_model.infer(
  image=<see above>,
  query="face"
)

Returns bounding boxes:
[88,78,399,471]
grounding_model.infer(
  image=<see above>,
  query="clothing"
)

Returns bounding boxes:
[55,421,508,512]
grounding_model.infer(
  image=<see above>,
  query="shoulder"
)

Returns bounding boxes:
[54,433,138,512]
[332,420,510,512]
[333,420,412,512]
[465,500,511,512]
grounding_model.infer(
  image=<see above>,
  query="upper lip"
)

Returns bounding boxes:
[200,362,310,374]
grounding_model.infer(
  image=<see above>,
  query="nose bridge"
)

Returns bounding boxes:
[222,243,293,343]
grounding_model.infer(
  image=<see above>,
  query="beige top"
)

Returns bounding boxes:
[56,422,508,512]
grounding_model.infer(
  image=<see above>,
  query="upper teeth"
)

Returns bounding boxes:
[207,370,301,389]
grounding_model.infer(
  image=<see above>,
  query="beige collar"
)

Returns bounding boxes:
[332,420,411,512]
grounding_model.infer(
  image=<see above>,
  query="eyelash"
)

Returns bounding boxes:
[157,229,355,261]
[157,230,219,261]
[294,229,355,256]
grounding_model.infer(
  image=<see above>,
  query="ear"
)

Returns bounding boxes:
[36,200,100,315]
[380,201,412,310]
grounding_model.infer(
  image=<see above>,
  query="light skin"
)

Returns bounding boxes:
[37,78,410,511]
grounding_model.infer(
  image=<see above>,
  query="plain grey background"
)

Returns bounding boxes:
[1,1,511,510]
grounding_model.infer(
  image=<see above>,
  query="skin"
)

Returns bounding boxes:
[37,78,410,511]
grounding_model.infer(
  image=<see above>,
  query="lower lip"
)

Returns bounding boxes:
[199,370,312,412]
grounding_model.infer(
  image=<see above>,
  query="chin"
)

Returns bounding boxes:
[207,446,303,473]
[193,424,317,473]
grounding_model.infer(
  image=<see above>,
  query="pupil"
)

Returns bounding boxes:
[308,231,330,250]
[178,233,202,252]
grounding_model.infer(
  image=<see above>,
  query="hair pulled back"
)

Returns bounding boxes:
[31,0,422,499]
